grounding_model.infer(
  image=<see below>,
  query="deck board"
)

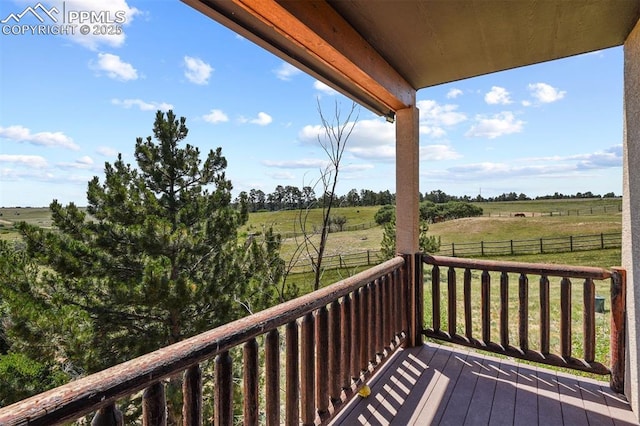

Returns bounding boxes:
[330,342,638,426]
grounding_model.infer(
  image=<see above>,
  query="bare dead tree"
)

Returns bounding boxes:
[307,100,359,290]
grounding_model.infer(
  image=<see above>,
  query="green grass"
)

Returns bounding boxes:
[473,198,622,215]
[242,206,380,235]
[1,200,624,379]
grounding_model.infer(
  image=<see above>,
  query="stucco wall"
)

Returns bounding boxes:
[622,17,640,420]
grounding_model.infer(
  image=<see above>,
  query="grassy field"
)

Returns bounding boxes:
[1,200,623,376]
[1,201,622,262]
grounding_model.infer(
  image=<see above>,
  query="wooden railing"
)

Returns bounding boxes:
[421,254,626,392]
[0,257,408,426]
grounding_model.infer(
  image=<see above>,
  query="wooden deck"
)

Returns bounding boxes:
[331,342,638,426]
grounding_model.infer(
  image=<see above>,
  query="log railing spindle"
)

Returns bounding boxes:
[328,299,342,406]
[481,270,491,344]
[500,271,509,348]
[583,278,596,363]
[300,313,315,426]
[432,265,441,332]
[214,351,233,426]
[518,273,529,352]
[560,277,572,359]
[142,381,166,426]
[183,365,202,426]
[315,306,329,420]
[447,267,457,337]
[540,275,550,354]
[243,339,259,426]
[464,268,472,340]
[265,329,280,426]
[285,322,299,426]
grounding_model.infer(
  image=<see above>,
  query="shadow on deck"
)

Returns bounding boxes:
[332,342,638,426]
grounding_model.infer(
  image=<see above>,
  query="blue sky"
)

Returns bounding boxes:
[0,0,625,207]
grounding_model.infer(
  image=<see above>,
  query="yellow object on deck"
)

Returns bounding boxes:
[358,385,371,398]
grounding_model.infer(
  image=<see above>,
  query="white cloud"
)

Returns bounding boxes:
[484,86,512,105]
[314,80,338,95]
[0,125,79,150]
[254,112,273,126]
[465,112,524,139]
[111,98,173,111]
[183,56,213,85]
[446,88,463,99]
[420,144,462,161]
[528,82,566,103]
[96,146,117,157]
[424,145,621,184]
[262,158,329,169]
[274,62,302,81]
[240,112,273,126]
[419,126,447,138]
[416,99,467,138]
[0,154,48,168]
[203,109,229,124]
[267,171,296,180]
[91,53,138,81]
[57,156,96,170]
[575,145,622,169]
[298,118,395,161]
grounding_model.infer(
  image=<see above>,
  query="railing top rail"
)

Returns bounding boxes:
[0,256,405,426]
[422,254,612,280]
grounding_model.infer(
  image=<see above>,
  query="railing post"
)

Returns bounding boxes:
[583,278,596,363]
[214,351,233,426]
[142,381,166,426]
[91,403,124,426]
[560,277,572,359]
[285,321,300,426]
[481,270,491,345]
[243,339,259,426]
[610,268,627,393]
[265,329,281,426]
[183,365,203,426]
[300,313,315,426]
[407,253,424,346]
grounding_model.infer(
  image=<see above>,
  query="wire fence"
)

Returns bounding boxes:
[288,232,622,274]
[483,203,621,217]
[437,232,621,257]
[288,250,385,274]
[278,221,378,239]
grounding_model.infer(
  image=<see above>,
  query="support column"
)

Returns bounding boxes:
[622,17,640,420]
[395,105,420,255]
[396,104,423,347]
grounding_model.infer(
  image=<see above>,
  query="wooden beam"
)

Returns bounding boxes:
[182,0,415,116]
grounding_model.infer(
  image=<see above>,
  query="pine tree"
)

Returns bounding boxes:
[4,111,282,375]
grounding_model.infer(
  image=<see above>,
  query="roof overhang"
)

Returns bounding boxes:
[182,0,640,119]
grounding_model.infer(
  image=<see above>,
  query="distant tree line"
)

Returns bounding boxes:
[237,186,395,212]
[235,187,619,213]
[421,189,619,203]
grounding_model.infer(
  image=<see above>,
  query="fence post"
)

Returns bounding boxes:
[451,242,455,257]
[610,267,626,393]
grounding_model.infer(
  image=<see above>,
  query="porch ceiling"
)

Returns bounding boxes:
[183,0,640,118]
